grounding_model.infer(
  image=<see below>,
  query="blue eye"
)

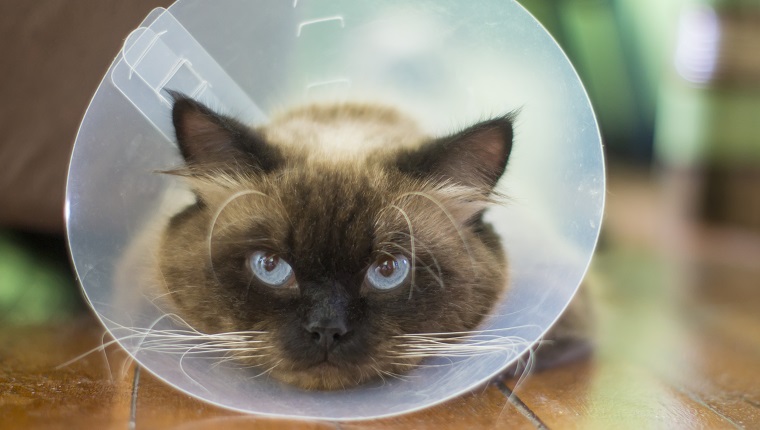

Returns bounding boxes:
[366,254,410,291]
[248,251,294,287]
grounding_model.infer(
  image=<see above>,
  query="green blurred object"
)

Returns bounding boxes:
[658,86,760,166]
[520,0,664,162]
[653,0,760,230]
[521,0,760,169]
[0,231,83,325]
[656,0,760,167]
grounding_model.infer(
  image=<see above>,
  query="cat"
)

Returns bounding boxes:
[156,92,588,390]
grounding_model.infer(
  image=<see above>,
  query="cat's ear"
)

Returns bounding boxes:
[396,113,516,191]
[169,91,282,172]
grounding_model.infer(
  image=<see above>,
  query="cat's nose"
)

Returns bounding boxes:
[305,319,349,349]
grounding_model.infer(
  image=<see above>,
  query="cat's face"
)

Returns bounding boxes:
[158,94,514,389]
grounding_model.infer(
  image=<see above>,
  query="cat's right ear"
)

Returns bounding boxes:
[169,91,282,172]
[394,113,517,192]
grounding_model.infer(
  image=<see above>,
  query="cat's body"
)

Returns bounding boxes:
[157,94,587,390]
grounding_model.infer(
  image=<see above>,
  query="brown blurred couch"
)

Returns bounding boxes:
[0,0,170,233]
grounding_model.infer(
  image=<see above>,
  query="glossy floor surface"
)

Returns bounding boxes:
[2,168,759,429]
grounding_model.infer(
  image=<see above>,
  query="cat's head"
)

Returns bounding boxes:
[158,94,514,390]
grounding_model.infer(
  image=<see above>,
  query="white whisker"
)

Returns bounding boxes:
[381,232,443,284]
[397,190,479,278]
[393,325,541,337]
[378,241,444,289]
[389,330,534,362]
[57,313,271,380]
[390,204,416,300]
[179,341,212,393]
[246,359,283,380]
[207,189,268,285]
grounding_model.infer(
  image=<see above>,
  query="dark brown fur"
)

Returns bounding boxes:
[158,94,515,389]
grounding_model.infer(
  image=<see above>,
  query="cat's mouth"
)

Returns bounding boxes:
[319,352,336,364]
[294,349,354,370]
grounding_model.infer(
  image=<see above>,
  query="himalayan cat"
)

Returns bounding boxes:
[156,92,589,390]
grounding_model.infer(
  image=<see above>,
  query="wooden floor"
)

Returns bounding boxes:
[2,167,760,429]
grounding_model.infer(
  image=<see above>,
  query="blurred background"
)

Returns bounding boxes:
[525,0,760,233]
[4,0,757,324]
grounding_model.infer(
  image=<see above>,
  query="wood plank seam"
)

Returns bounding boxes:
[669,381,745,430]
[742,395,760,409]
[493,380,549,429]
[129,365,141,430]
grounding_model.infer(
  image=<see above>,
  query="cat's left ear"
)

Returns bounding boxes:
[395,113,516,191]
[168,91,283,173]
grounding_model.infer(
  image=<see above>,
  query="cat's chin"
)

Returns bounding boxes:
[270,362,374,391]
[265,357,423,391]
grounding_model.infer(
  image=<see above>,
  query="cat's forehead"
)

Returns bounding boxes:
[283,163,384,198]
[267,164,389,278]
[262,103,426,159]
